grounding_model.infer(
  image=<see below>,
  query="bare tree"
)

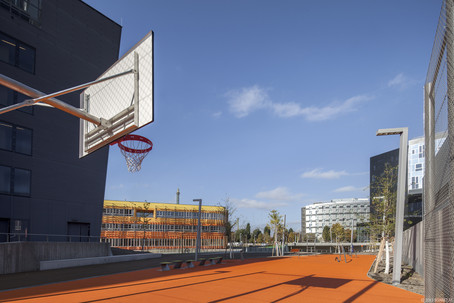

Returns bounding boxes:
[370,163,397,274]
[134,202,153,251]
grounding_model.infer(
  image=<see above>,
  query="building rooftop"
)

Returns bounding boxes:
[104,200,225,212]
[305,198,369,208]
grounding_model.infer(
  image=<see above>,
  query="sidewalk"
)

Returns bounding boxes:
[0,252,270,291]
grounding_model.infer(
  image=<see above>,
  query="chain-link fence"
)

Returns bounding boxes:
[424,0,454,300]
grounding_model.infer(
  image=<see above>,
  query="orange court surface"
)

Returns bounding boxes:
[0,254,423,303]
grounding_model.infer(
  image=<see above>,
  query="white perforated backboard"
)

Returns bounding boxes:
[79,31,154,157]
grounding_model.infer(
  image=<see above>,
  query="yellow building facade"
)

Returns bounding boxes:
[101,200,227,251]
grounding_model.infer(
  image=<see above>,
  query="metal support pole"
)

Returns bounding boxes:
[0,69,133,126]
[351,218,354,255]
[424,82,434,218]
[133,52,139,125]
[282,215,286,256]
[393,128,408,285]
[377,127,408,285]
[193,199,202,261]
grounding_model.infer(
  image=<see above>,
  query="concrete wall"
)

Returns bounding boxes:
[40,253,161,271]
[0,242,111,274]
[402,221,424,277]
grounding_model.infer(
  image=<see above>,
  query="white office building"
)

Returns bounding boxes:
[408,135,446,191]
[302,198,370,239]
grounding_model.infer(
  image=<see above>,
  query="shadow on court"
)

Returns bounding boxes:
[0,255,423,303]
[0,257,278,302]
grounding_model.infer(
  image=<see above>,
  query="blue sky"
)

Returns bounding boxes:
[84,0,441,231]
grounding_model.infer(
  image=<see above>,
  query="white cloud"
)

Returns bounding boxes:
[226,85,270,118]
[272,95,371,121]
[225,85,371,121]
[301,168,348,179]
[231,198,287,210]
[109,184,125,190]
[388,73,406,87]
[212,111,222,118]
[255,187,304,201]
[388,73,417,90]
[334,186,363,193]
[271,102,308,118]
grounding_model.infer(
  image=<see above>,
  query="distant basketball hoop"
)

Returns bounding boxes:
[111,134,153,172]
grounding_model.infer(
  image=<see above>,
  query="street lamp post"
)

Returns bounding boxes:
[282,215,286,256]
[193,199,202,261]
[350,217,354,254]
[376,127,408,285]
[330,226,332,253]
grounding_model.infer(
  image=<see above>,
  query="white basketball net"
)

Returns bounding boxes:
[116,135,153,173]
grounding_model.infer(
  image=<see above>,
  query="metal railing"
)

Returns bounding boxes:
[0,232,101,243]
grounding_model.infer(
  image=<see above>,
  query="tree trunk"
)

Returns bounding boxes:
[384,240,390,274]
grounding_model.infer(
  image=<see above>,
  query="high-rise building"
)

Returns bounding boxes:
[408,137,425,191]
[406,135,445,225]
[0,0,121,242]
[369,135,446,229]
[370,149,399,199]
[300,207,306,238]
[408,135,446,191]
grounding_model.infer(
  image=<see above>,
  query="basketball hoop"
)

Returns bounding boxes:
[111,134,153,172]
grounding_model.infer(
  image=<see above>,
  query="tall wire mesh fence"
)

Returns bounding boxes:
[424,0,454,300]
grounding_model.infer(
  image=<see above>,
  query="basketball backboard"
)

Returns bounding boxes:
[79,31,154,157]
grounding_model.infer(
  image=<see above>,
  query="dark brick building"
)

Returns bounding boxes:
[0,0,121,241]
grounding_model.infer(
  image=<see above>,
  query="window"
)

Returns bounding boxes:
[136,210,153,218]
[0,0,42,26]
[415,163,422,171]
[0,166,11,193]
[0,166,31,196]
[15,126,32,154]
[419,145,424,158]
[0,122,13,151]
[14,168,30,195]
[0,32,35,73]
[0,86,33,114]
[411,177,419,190]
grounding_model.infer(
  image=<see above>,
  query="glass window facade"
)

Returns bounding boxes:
[0,166,31,196]
[13,168,31,195]
[101,201,227,251]
[0,166,11,193]
[15,126,32,154]
[408,136,446,191]
[0,122,13,151]
[0,32,36,73]
[0,121,32,155]
[303,199,370,237]
[0,0,42,26]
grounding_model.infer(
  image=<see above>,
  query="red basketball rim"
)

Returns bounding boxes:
[117,134,153,154]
